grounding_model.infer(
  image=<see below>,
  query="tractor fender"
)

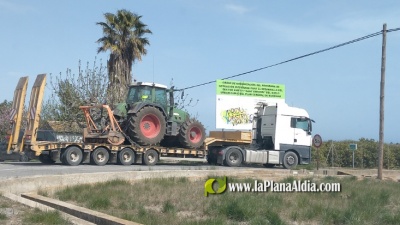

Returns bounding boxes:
[127,102,167,118]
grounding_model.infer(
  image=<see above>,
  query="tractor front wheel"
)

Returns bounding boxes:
[179,118,206,148]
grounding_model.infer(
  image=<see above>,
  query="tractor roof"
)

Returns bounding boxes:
[130,81,167,89]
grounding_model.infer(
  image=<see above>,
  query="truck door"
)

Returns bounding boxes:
[291,117,312,147]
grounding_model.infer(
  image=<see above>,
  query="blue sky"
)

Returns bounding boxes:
[1,0,400,143]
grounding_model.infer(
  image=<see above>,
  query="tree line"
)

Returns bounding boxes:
[311,138,400,169]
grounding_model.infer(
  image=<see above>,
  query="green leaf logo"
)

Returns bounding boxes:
[204,177,227,196]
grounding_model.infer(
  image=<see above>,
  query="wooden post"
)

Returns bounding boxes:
[378,24,386,180]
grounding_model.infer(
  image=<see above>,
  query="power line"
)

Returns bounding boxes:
[179,27,400,91]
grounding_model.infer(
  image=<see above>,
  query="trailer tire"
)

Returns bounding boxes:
[143,149,158,166]
[60,150,67,165]
[91,147,109,166]
[283,151,298,169]
[39,154,55,164]
[224,148,243,167]
[19,154,29,162]
[117,148,135,165]
[64,146,83,166]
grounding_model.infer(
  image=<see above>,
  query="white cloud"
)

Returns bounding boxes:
[0,0,35,13]
[225,3,251,15]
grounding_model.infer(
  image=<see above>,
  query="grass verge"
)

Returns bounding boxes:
[53,176,400,225]
[23,209,70,225]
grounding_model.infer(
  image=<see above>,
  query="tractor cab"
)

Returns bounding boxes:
[126,82,168,107]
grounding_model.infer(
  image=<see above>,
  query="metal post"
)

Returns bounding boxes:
[352,151,355,168]
[331,141,334,167]
[378,24,386,180]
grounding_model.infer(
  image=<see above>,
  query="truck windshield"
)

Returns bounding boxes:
[291,118,311,132]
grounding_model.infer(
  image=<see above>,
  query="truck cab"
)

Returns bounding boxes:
[209,102,313,169]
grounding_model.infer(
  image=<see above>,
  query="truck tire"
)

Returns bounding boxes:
[63,146,83,166]
[128,106,166,145]
[143,149,159,166]
[39,154,55,164]
[178,118,206,148]
[283,151,298,169]
[117,148,135,165]
[224,148,243,167]
[91,147,109,166]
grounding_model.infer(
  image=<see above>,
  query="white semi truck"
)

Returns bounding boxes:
[208,102,314,169]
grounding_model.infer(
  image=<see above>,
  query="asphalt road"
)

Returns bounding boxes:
[0,161,269,180]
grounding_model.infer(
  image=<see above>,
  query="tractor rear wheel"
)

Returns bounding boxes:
[128,106,166,145]
[179,118,206,148]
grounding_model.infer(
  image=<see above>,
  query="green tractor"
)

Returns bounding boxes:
[113,82,206,148]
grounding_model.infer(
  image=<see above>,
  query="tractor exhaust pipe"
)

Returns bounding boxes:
[169,86,175,119]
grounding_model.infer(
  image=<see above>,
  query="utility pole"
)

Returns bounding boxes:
[378,24,387,180]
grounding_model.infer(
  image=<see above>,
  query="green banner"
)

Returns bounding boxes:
[216,80,285,98]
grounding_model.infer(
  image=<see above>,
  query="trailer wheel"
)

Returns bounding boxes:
[143,149,159,166]
[117,148,135,165]
[64,146,83,166]
[39,154,55,164]
[19,154,29,162]
[224,148,243,167]
[91,147,110,166]
[60,150,67,165]
[283,151,298,169]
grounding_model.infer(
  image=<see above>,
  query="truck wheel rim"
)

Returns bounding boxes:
[189,127,202,143]
[229,153,238,162]
[140,114,161,138]
[287,156,294,165]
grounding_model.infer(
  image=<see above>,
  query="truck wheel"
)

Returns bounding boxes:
[179,119,206,148]
[39,154,55,164]
[224,148,243,167]
[143,149,159,166]
[91,147,109,166]
[64,146,83,166]
[283,151,298,169]
[128,106,166,145]
[117,148,135,165]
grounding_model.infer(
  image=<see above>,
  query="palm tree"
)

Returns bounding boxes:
[97,9,152,105]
